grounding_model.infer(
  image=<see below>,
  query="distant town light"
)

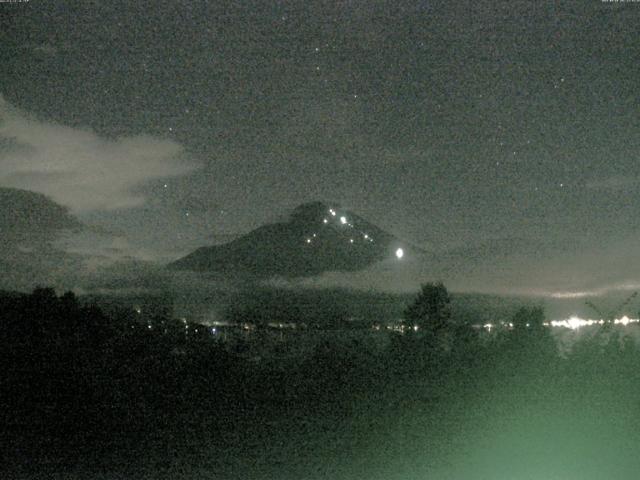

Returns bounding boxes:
[340,216,347,224]
[395,248,404,259]
[323,218,328,224]
[568,316,582,330]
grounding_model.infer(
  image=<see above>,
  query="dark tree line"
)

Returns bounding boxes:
[0,288,241,472]
[3,284,640,478]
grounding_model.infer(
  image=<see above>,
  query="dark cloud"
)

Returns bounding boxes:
[0,187,83,291]
[0,186,81,248]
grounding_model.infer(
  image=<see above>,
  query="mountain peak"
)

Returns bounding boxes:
[169,202,414,278]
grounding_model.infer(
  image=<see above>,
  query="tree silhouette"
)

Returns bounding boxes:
[507,306,557,360]
[404,282,452,335]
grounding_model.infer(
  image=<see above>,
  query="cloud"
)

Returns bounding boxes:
[0,186,82,247]
[0,186,85,291]
[259,231,640,299]
[0,97,197,212]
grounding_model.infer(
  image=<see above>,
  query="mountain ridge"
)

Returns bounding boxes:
[169,201,420,278]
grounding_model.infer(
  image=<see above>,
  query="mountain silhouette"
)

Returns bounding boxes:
[169,201,419,278]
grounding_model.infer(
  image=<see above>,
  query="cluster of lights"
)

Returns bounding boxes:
[139,315,226,339]
[548,315,638,330]
[266,322,297,329]
[328,208,374,243]
[480,315,639,332]
[303,208,407,262]
[305,207,378,246]
[381,324,420,333]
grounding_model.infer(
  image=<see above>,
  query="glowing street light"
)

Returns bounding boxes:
[395,247,404,259]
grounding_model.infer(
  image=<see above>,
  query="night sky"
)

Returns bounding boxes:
[2,1,640,296]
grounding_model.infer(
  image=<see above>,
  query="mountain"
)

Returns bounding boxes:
[169,201,421,278]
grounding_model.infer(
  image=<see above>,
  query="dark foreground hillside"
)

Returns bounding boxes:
[3,288,640,479]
